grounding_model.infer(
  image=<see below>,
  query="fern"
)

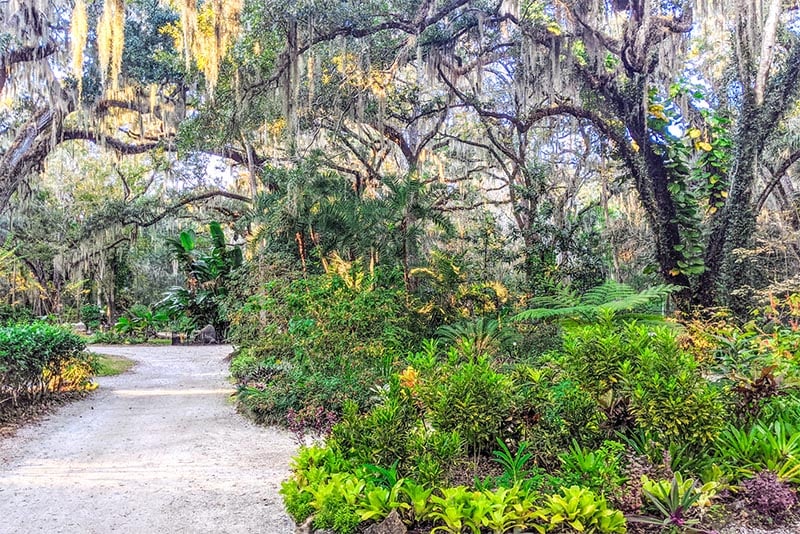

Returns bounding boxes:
[513,281,680,323]
[436,317,518,356]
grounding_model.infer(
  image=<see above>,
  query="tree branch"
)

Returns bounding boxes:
[755,149,800,213]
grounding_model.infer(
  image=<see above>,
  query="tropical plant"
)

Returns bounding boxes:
[436,318,518,358]
[713,420,800,483]
[532,485,627,534]
[429,357,513,454]
[159,221,243,339]
[513,281,678,324]
[558,440,626,496]
[629,473,717,533]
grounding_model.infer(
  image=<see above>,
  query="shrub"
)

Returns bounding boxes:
[331,394,417,468]
[560,316,726,450]
[0,304,34,325]
[0,323,89,412]
[625,348,726,449]
[558,440,626,497]
[229,271,416,423]
[80,304,102,332]
[429,357,513,454]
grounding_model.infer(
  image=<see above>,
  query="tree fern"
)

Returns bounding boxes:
[513,280,680,323]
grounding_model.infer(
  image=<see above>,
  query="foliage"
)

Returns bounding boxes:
[79,304,102,332]
[114,304,168,340]
[513,281,678,324]
[559,313,726,450]
[741,470,797,524]
[159,221,242,339]
[0,304,34,326]
[429,356,514,454]
[411,251,508,325]
[230,269,415,426]
[558,440,626,497]
[533,486,627,534]
[0,323,91,414]
[712,420,800,484]
[629,472,716,532]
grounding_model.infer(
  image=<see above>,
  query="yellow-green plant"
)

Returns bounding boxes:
[532,485,626,533]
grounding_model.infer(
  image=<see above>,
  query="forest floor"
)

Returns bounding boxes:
[0,345,296,534]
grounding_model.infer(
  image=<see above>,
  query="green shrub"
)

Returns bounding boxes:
[331,394,417,468]
[0,304,34,325]
[558,440,626,496]
[229,271,416,425]
[406,427,464,486]
[0,323,89,411]
[511,367,605,463]
[560,315,726,450]
[80,304,102,331]
[625,349,725,449]
[429,357,513,454]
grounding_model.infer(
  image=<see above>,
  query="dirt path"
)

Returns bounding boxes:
[0,345,296,534]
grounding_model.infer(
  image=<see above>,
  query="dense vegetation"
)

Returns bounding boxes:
[227,266,800,532]
[0,323,94,420]
[5,0,800,532]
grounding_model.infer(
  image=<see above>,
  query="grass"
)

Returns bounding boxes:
[91,353,135,377]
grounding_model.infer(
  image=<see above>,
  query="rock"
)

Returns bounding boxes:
[72,322,87,334]
[312,530,334,534]
[363,509,407,534]
[295,516,313,534]
[195,324,217,344]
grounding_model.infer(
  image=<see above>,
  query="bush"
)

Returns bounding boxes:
[0,323,90,413]
[560,315,726,450]
[428,357,513,454]
[0,304,34,325]
[229,271,416,425]
[80,304,103,331]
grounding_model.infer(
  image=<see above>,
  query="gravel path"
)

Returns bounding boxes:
[0,345,296,534]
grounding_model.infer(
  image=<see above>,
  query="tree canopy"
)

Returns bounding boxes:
[3,0,800,315]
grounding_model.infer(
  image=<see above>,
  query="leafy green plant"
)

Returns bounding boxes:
[406,427,464,486]
[399,479,434,523]
[114,304,168,339]
[427,486,482,534]
[533,485,627,533]
[429,357,513,454]
[479,483,538,533]
[713,420,800,483]
[558,315,725,450]
[558,440,625,496]
[0,323,90,412]
[492,439,533,486]
[357,479,408,522]
[80,304,102,332]
[513,281,678,324]
[160,221,243,339]
[436,318,518,357]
